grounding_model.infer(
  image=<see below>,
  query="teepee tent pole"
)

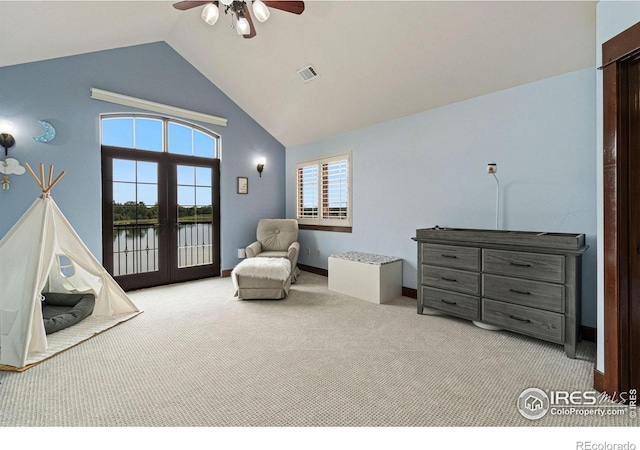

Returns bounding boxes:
[23,162,65,196]
[23,163,43,191]
[45,171,66,194]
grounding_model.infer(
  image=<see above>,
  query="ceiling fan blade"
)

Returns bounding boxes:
[237,4,257,39]
[263,1,305,15]
[173,1,212,11]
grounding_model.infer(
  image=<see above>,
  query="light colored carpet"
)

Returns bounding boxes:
[0,311,141,371]
[0,271,634,427]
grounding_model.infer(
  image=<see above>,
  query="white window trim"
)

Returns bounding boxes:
[295,152,352,228]
[92,88,227,127]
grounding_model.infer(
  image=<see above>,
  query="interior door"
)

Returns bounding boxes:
[600,19,640,398]
[627,55,640,391]
[102,150,220,290]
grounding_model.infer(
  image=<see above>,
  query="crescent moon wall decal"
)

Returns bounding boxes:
[33,120,56,143]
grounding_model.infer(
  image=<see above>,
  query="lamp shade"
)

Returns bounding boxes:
[237,16,250,35]
[252,0,270,22]
[201,3,219,25]
[0,120,14,135]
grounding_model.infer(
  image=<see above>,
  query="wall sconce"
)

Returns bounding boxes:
[0,121,25,191]
[0,121,16,157]
[257,158,266,177]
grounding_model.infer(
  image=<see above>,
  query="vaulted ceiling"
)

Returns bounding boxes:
[0,1,596,147]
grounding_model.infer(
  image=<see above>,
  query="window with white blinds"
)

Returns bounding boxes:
[295,153,352,228]
[297,164,319,219]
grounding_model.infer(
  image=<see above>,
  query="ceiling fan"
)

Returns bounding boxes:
[173,1,305,39]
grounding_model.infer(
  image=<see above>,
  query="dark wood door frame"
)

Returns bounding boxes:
[101,146,221,291]
[597,20,640,397]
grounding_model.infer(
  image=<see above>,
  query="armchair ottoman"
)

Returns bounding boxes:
[245,219,300,282]
[232,258,292,300]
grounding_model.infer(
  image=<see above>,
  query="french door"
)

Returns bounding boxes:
[101,147,220,291]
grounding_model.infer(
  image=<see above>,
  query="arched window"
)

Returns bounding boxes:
[101,114,219,158]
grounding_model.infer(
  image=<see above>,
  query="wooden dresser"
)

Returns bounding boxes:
[413,228,588,358]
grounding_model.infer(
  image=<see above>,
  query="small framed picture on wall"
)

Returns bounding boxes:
[237,176,248,194]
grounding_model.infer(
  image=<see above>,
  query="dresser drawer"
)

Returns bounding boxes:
[483,274,564,313]
[422,286,479,321]
[483,249,564,283]
[482,298,564,344]
[421,265,480,296]
[421,243,480,271]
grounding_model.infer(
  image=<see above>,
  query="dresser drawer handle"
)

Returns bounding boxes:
[441,254,458,259]
[441,277,458,282]
[509,262,532,268]
[441,299,458,306]
[509,288,532,295]
[509,315,532,324]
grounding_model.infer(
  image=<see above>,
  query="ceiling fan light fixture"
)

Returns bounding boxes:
[252,0,270,23]
[236,16,250,35]
[201,3,220,25]
[173,0,304,38]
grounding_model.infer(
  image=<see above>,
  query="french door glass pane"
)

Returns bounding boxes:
[196,167,212,184]
[112,159,159,276]
[177,165,213,268]
[113,159,136,182]
[196,187,212,206]
[177,165,195,185]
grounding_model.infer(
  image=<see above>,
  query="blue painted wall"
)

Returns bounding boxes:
[0,42,285,272]
[286,67,597,327]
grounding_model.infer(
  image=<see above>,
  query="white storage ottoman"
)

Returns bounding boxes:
[328,251,402,304]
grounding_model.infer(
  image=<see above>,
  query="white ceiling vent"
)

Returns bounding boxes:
[297,65,320,83]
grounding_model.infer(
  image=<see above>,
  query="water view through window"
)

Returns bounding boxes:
[112,159,160,276]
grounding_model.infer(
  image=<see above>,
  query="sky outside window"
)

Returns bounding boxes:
[103,116,218,205]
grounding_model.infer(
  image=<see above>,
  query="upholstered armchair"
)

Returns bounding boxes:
[246,219,300,282]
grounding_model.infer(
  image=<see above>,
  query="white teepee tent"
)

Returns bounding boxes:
[0,164,139,369]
